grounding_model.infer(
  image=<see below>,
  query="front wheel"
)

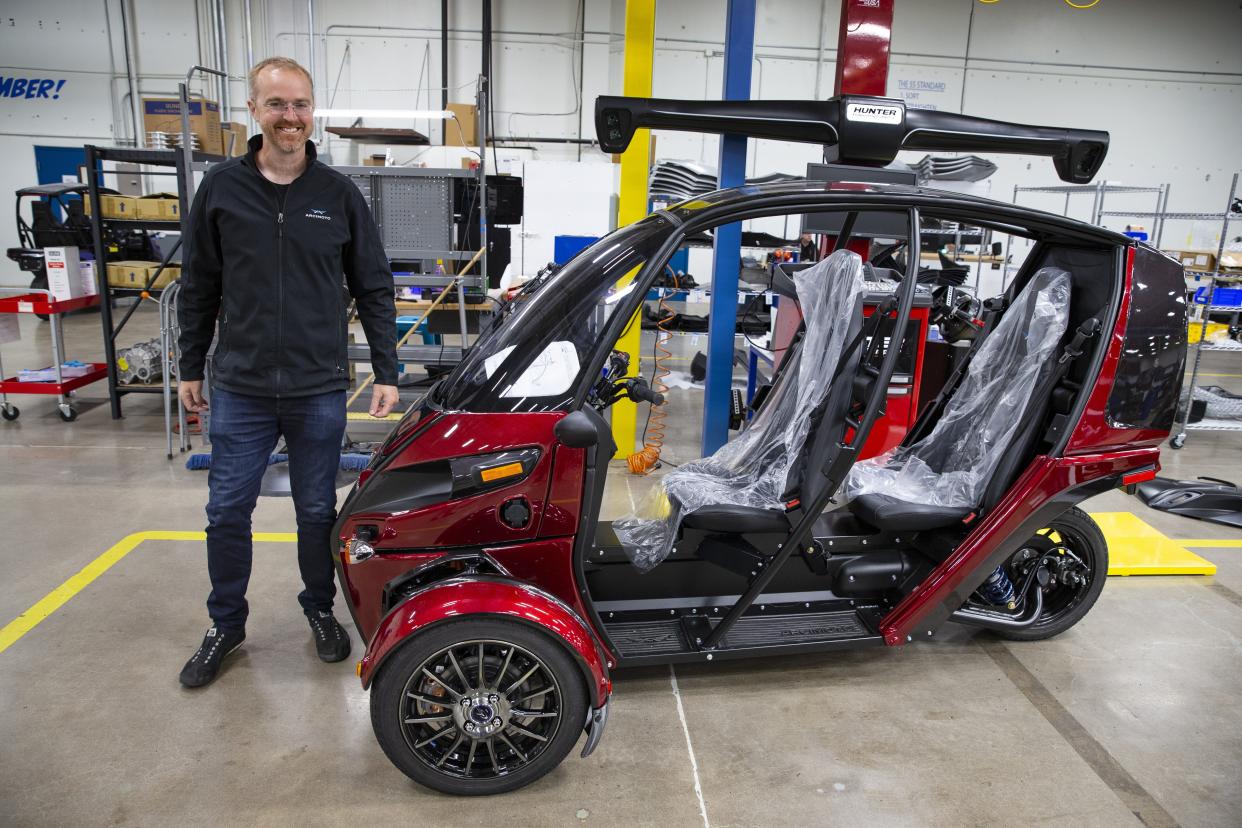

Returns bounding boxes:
[370,618,589,796]
[990,507,1108,642]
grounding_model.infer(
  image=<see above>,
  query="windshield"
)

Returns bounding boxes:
[437,213,676,412]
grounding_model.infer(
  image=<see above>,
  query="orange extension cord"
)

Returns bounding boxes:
[627,277,676,474]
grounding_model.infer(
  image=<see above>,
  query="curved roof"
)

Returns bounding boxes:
[658,178,1133,246]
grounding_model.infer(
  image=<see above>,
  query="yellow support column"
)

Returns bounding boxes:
[611,0,655,458]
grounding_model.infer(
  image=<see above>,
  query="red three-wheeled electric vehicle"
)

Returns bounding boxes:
[331,96,1186,794]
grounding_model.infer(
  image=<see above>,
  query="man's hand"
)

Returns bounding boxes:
[179,380,209,413]
[370,384,399,418]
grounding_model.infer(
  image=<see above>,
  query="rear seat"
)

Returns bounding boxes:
[844,268,1074,531]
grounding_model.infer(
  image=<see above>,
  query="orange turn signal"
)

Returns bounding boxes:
[480,462,524,483]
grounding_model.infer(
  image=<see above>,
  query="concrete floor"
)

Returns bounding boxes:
[2,303,1241,827]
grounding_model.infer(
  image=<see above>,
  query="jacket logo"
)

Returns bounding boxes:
[305,209,332,221]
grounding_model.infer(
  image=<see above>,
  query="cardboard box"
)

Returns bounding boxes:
[147,264,181,289]
[44,246,84,300]
[142,95,223,155]
[135,193,181,221]
[443,103,477,147]
[84,194,139,219]
[106,261,153,289]
[221,121,248,156]
[1164,249,1217,272]
[363,154,388,167]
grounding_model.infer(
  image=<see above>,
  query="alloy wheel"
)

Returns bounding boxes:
[397,639,563,780]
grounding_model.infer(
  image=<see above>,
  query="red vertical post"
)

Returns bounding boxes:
[834,0,894,97]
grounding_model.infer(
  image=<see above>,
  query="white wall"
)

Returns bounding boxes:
[0,0,240,285]
[3,0,1240,286]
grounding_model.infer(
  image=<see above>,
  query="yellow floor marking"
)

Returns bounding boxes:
[1,512,1230,655]
[0,531,295,655]
[1088,512,1218,576]
[346,411,402,421]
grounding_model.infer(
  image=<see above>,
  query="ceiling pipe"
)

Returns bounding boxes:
[441,0,449,111]
[243,0,255,129]
[119,0,142,147]
[308,0,319,141]
[214,0,230,121]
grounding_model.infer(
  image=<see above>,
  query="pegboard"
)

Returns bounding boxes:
[379,175,453,252]
[343,167,472,258]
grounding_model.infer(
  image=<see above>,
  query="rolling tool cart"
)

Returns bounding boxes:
[0,288,108,422]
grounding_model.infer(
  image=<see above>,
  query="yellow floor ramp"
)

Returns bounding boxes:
[1088,512,1219,576]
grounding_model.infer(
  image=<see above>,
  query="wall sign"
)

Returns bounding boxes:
[0,77,67,100]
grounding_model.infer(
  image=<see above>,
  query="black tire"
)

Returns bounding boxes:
[58,407,77,422]
[1,405,17,421]
[370,617,588,796]
[990,507,1108,642]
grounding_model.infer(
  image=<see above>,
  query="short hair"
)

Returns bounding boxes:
[248,57,313,100]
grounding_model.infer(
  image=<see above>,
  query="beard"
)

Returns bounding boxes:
[265,120,308,153]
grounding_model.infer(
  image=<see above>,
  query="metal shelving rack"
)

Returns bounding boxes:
[84,145,222,432]
[1013,182,1170,241]
[1160,172,1242,448]
[1007,183,1170,283]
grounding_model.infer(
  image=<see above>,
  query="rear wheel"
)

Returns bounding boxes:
[370,618,588,796]
[990,507,1107,642]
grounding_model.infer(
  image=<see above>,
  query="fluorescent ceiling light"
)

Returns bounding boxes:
[314,108,454,120]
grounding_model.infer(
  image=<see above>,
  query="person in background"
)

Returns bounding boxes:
[176,56,399,688]
[799,231,819,263]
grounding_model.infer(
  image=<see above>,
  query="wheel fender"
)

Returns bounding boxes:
[359,575,611,707]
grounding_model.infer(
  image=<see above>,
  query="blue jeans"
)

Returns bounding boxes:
[204,388,347,631]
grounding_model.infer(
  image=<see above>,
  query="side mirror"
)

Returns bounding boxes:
[553,410,600,448]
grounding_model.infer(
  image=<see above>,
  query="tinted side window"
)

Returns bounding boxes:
[1106,246,1187,431]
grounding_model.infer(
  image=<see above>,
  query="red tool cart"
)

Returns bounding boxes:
[0,289,108,422]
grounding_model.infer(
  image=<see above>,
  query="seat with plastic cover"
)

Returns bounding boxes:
[614,250,867,571]
[842,268,1073,531]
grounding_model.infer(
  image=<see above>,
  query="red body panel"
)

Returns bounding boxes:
[339,550,443,638]
[1066,247,1167,453]
[359,577,610,707]
[881,247,1155,643]
[880,448,1159,645]
[354,412,564,550]
[338,410,605,662]
[539,445,587,537]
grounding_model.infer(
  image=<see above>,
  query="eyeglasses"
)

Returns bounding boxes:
[260,100,313,115]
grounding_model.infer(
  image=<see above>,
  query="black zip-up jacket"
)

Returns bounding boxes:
[178,135,397,397]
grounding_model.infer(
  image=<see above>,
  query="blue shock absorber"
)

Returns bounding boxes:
[978,566,1017,607]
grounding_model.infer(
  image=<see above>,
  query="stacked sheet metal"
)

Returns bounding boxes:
[650,160,718,201]
[649,161,801,201]
[912,154,997,183]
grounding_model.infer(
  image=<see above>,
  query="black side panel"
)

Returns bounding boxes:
[1137,476,1242,529]
[1107,246,1188,432]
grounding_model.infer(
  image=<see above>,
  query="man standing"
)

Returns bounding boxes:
[177,57,399,688]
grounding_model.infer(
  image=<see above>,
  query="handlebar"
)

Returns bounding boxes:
[627,377,665,406]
